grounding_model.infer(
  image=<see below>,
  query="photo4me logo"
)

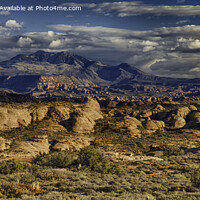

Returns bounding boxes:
[0,5,82,12]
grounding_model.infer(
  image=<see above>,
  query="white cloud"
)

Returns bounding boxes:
[0,26,7,34]
[49,39,63,48]
[141,40,158,46]
[17,37,33,47]
[0,11,10,15]
[143,46,155,52]
[190,67,200,72]
[47,31,54,38]
[141,59,166,71]
[5,20,23,29]
[176,19,189,25]
[177,37,200,50]
[188,39,200,49]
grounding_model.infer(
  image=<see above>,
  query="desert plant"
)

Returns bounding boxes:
[78,145,120,174]
[32,150,76,168]
[0,160,24,174]
[163,145,183,157]
[190,166,200,188]
[20,173,37,184]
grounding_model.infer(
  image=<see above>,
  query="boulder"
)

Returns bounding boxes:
[48,105,70,123]
[154,104,165,112]
[52,143,71,151]
[170,116,186,129]
[145,120,165,131]
[189,105,198,111]
[72,97,103,133]
[124,116,142,136]
[72,111,96,133]
[176,106,190,118]
[85,97,101,111]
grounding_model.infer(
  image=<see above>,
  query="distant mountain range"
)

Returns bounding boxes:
[0,50,200,97]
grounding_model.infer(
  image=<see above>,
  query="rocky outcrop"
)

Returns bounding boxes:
[162,106,191,129]
[72,97,103,133]
[52,135,93,151]
[31,105,49,122]
[11,136,50,157]
[0,105,50,130]
[0,135,50,161]
[124,116,142,136]
[0,98,102,133]
[0,107,32,130]
[0,103,71,131]
[54,106,70,119]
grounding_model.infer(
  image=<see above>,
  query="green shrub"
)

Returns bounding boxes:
[0,160,24,174]
[30,163,41,174]
[190,166,200,188]
[163,145,183,157]
[32,150,76,168]
[78,145,120,174]
[20,173,37,184]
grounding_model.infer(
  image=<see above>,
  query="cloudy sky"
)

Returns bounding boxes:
[1,0,200,78]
